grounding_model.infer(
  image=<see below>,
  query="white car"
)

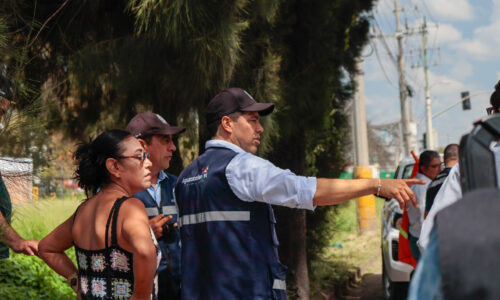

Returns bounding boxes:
[381,158,415,300]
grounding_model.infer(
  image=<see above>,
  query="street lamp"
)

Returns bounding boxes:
[431,90,491,120]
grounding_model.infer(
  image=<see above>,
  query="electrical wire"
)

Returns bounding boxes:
[371,39,399,89]
[371,14,397,67]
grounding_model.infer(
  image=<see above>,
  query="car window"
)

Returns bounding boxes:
[402,164,414,179]
[393,166,400,179]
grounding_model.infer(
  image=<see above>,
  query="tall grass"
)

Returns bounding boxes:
[0,195,82,299]
[12,196,82,240]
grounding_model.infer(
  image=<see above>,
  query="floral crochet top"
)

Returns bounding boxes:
[74,196,161,299]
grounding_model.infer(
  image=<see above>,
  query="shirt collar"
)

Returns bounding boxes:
[417,172,431,181]
[205,139,246,154]
[152,170,167,187]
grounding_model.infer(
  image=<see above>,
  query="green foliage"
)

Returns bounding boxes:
[0,253,75,299]
[0,198,80,299]
[0,0,378,296]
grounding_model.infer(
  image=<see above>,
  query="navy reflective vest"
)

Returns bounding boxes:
[134,173,181,292]
[175,147,287,300]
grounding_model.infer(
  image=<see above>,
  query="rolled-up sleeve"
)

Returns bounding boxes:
[226,152,317,210]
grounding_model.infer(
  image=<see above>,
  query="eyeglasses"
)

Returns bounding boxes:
[486,107,496,115]
[428,163,442,169]
[117,152,150,164]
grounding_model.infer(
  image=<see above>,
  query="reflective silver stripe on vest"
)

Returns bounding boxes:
[162,206,177,215]
[145,206,177,217]
[145,207,159,217]
[179,211,250,226]
[272,279,286,290]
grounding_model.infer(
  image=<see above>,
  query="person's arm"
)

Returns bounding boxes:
[0,212,38,256]
[122,198,158,300]
[227,152,424,210]
[38,216,78,286]
[313,178,424,210]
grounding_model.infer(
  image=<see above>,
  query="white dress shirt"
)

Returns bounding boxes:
[418,164,462,251]
[205,140,317,211]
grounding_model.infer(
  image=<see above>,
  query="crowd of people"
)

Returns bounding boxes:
[1,76,447,299]
[403,80,500,300]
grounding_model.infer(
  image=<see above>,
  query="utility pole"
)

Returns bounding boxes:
[422,18,434,150]
[353,58,369,166]
[394,0,413,157]
[353,57,376,235]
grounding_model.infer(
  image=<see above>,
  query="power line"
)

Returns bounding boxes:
[370,14,397,67]
[371,39,398,89]
[420,0,437,23]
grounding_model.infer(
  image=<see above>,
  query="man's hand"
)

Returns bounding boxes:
[11,239,39,256]
[148,214,172,238]
[379,179,426,210]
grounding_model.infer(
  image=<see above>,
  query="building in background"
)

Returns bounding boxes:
[0,158,33,203]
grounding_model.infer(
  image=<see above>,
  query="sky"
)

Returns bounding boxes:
[363,0,499,150]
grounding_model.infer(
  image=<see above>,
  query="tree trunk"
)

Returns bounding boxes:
[275,207,310,299]
[271,129,310,300]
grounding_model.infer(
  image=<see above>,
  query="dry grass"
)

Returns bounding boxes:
[326,197,384,275]
[309,197,384,299]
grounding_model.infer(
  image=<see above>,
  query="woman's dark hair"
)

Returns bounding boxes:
[73,129,132,197]
[490,80,500,111]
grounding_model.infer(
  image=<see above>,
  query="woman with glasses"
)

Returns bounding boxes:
[39,129,161,300]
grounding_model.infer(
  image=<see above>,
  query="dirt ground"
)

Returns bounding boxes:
[341,242,385,300]
[341,273,385,300]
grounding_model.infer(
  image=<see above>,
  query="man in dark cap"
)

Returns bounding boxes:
[174,87,424,299]
[0,75,38,258]
[126,112,185,299]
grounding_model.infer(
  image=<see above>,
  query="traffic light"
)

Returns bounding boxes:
[423,133,427,149]
[462,91,471,110]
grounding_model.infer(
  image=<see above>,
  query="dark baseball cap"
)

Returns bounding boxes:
[126,112,185,138]
[206,87,275,124]
[0,76,13,100]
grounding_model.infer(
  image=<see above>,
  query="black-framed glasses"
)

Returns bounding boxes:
[428,163,442,169]
[486,107,495,115]
[117,152,150,164]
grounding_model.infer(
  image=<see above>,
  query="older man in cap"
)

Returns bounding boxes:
[175,87,424,299]
[126,112,185,300]
[0,75,38,258]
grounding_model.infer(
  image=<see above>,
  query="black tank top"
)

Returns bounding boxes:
[73,196,160,299]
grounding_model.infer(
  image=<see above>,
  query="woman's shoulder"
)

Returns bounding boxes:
[119,197,148,217]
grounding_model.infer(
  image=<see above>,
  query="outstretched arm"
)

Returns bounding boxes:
[313,178,425,210]
[0,212,38,256]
